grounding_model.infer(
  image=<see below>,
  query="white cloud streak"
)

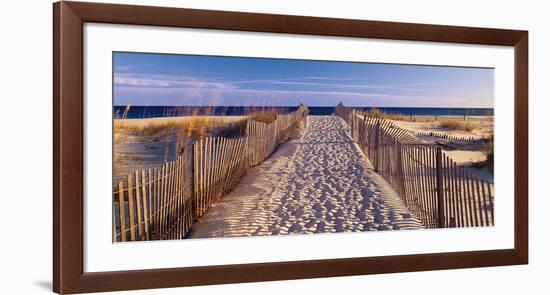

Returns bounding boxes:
[113,73,492,108]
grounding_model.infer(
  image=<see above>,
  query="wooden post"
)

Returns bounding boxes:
[396,142,406,197]
[374,121,380,172]
[350,109,355,140]
[127,174,136,241]
[118,181,126,242]
[435,147,445,228]
[112,197,117,242]
[189,139,195,225]
[134,170,143,240]
[141,170,149,240]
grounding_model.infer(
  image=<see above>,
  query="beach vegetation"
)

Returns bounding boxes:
[364,108,409,121]
[249,112,277,124]
[382,113,406,121]
[367,108,382,118]
[114,116,247,144]
[440,119,477,132]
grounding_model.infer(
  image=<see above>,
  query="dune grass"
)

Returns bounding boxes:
[365,108,416,121]
[249,112,277,124]
[114,117,242,133]
[114,116,248,144]
[440,119,477,132]
[115,119,181,133]
[114,108,285,144]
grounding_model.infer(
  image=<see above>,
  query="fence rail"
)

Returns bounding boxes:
[408,130,487,143]
[113,149,193,241]
[335,106,494,228]
[113,105,308,242]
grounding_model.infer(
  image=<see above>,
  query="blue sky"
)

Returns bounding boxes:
[113,52,493,108]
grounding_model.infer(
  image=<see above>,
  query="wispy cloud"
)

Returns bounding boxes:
[303,76,370,82]
[114,73,234,90]
[114,68,492,108]
[232,76,372,85]
[115,85,491,108]
[116,73,429,93]
[115,65,136,72]
[115,84,464,102]
[267,81,423,91]
[113,51,493,108]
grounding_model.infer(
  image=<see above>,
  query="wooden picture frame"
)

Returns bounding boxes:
[53,1,528,294]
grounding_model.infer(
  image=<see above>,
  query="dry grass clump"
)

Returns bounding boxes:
[412,116,437,122]
[205,121,247,139]
[114,119,180,133]
[180,117,246,138]
[440,119,477,132]
[366,108,382,118]
[114,116,248,144]
[115,117,243,133]
[365,108,407,121]
[383,113,406,121]
[114,106,293,144]
[249,112,277,124]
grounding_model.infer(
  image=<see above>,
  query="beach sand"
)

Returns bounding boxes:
[113,116,246,183]
[390,116,493,140]
[390,116,494,182]
[189,116,423,238]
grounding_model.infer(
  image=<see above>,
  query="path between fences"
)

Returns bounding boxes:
[189,116,423,238]
[114,107,307,241]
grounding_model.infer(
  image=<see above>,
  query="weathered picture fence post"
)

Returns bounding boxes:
[374,120,380,172]
[435,147,445,228]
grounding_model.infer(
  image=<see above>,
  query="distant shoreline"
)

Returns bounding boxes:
[114,105,495,119]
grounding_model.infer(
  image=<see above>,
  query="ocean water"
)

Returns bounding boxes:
[114,106,494,119]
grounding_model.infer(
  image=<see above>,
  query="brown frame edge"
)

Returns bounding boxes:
[53,1,528,294]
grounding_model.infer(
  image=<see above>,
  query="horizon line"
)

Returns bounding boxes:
[113,105,494,109]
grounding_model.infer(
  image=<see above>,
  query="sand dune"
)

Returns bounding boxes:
[388,116,494,183]
[189,116,423,238]
[113,115,247,183]
[390,116,493,141]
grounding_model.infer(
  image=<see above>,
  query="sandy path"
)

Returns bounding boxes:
[189,116,423,238]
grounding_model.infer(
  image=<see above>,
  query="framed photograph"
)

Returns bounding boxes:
[53,1,528,294]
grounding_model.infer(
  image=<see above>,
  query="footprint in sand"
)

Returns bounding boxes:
[189,116,424,238]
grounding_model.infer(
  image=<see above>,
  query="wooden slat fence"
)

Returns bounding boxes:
[409,130,487,143]
[335,107,494,228]
[113,105,308,242]
[113,146,193,242]
[194,136,249,216]
[246,120,277,167]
